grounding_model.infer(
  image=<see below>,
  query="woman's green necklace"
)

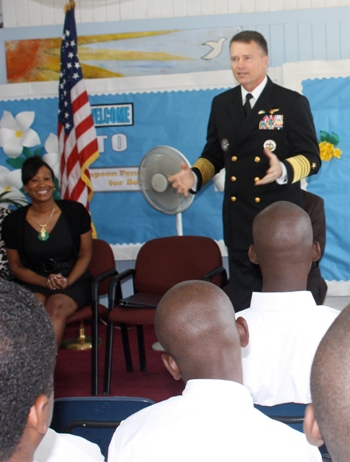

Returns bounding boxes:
[33,204,56,241]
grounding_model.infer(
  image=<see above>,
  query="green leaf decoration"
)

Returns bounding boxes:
[320,130,330,142]
[54,177,61,200]
[329,132,340,146]
[22,147,33,158]
[6,157,25,169]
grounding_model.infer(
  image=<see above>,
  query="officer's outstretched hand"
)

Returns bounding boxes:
[168,163,195,197]
[255,148,283,186]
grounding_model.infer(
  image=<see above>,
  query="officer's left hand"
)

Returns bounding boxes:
[255,149,283,186]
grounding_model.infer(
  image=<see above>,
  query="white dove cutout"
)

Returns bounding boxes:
[201,37,226,60]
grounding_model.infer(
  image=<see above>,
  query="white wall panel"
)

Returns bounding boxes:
[40,0,55,25]
[3,1,350,28]
[283,0,298,9]
[297,0,312,8]
[133,0,147,20]
[159,0,173,18]
[106,2,120,21]
[28,0,42,26]
[257,0,270,12]
[173,0,187,17]
[312,0,327,6]
[119,0,134,20]
[2,1,16,28]
[53,0,65,25]
[78,0,95,23]
[228,1,243,14]
[146,0,160,19]
[270,0,283,11]
[201,0,215,15]
[187,0,201,16]
[92,0,108,23]
[242,0,256,13]
[213,0,228,15]
[15,0,29,27]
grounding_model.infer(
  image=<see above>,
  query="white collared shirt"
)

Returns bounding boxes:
[237,291,340,406]
[241,75,268,108]
[108,378,321,462]
[34,428,105,462]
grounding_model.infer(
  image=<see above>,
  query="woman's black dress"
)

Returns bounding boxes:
[22,214,91,307]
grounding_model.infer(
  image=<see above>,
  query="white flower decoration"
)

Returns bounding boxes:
[0,111,40,158]
[43,133,61,179]
[0,166,27,206]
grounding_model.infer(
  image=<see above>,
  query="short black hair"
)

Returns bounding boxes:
[21,155,55,185]
[229,30,268,56]
[0,279,56,461]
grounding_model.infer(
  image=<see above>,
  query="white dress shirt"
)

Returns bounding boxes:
[108,379,321,462]
[34,428,105,462]
[237,291,340,405]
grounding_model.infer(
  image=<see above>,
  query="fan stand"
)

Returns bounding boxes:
[176,213,183,236]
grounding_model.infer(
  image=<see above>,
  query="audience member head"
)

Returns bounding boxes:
[21,155,54,185]
[154,280,248,384]
[229,30,268,56]
[248,200,321,292]
[304,304,350,462]
[0,279,56,462]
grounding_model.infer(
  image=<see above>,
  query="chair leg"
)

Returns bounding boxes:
[136,325,147,372]
[103,319,114,395]
[120,324,133,372]
[91,309,99,396]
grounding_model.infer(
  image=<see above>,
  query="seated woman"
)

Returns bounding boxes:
[2,156,93,348]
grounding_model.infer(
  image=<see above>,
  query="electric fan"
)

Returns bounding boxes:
[138,145,194,235]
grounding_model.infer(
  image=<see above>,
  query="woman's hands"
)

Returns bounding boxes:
[46,273,69,290]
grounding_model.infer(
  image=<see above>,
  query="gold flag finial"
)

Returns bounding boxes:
[64,1,75,13]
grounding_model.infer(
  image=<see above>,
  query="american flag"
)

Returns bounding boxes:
[58,1,99,209]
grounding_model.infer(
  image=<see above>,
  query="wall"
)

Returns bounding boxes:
[3,0,350,27]
[1,0,350,292]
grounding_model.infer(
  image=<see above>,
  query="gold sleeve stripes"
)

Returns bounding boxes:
[192,158,216,186]
[286,155,312,184]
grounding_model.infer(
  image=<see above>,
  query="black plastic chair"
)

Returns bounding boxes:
[50,396,155,459]
[254,402,307,433]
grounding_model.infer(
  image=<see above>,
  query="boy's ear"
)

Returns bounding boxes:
[27,394,53,435]
[248,244,259,264]
[236,316,249,348]
[303,404,325,447]
[312,241,322,263]
[161,353,181,381]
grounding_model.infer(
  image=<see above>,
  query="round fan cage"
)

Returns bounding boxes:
[138,146,194,216]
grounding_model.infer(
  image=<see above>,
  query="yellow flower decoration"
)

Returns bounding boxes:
[319,131,342,162]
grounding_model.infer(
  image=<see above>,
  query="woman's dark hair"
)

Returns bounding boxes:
[21,155,55,185]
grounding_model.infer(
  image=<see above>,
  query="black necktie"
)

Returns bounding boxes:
[244,93,253,118]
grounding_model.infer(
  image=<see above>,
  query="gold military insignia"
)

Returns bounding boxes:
[269,108,280,114]
[258,110,265,114]
[311,162,317,169]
